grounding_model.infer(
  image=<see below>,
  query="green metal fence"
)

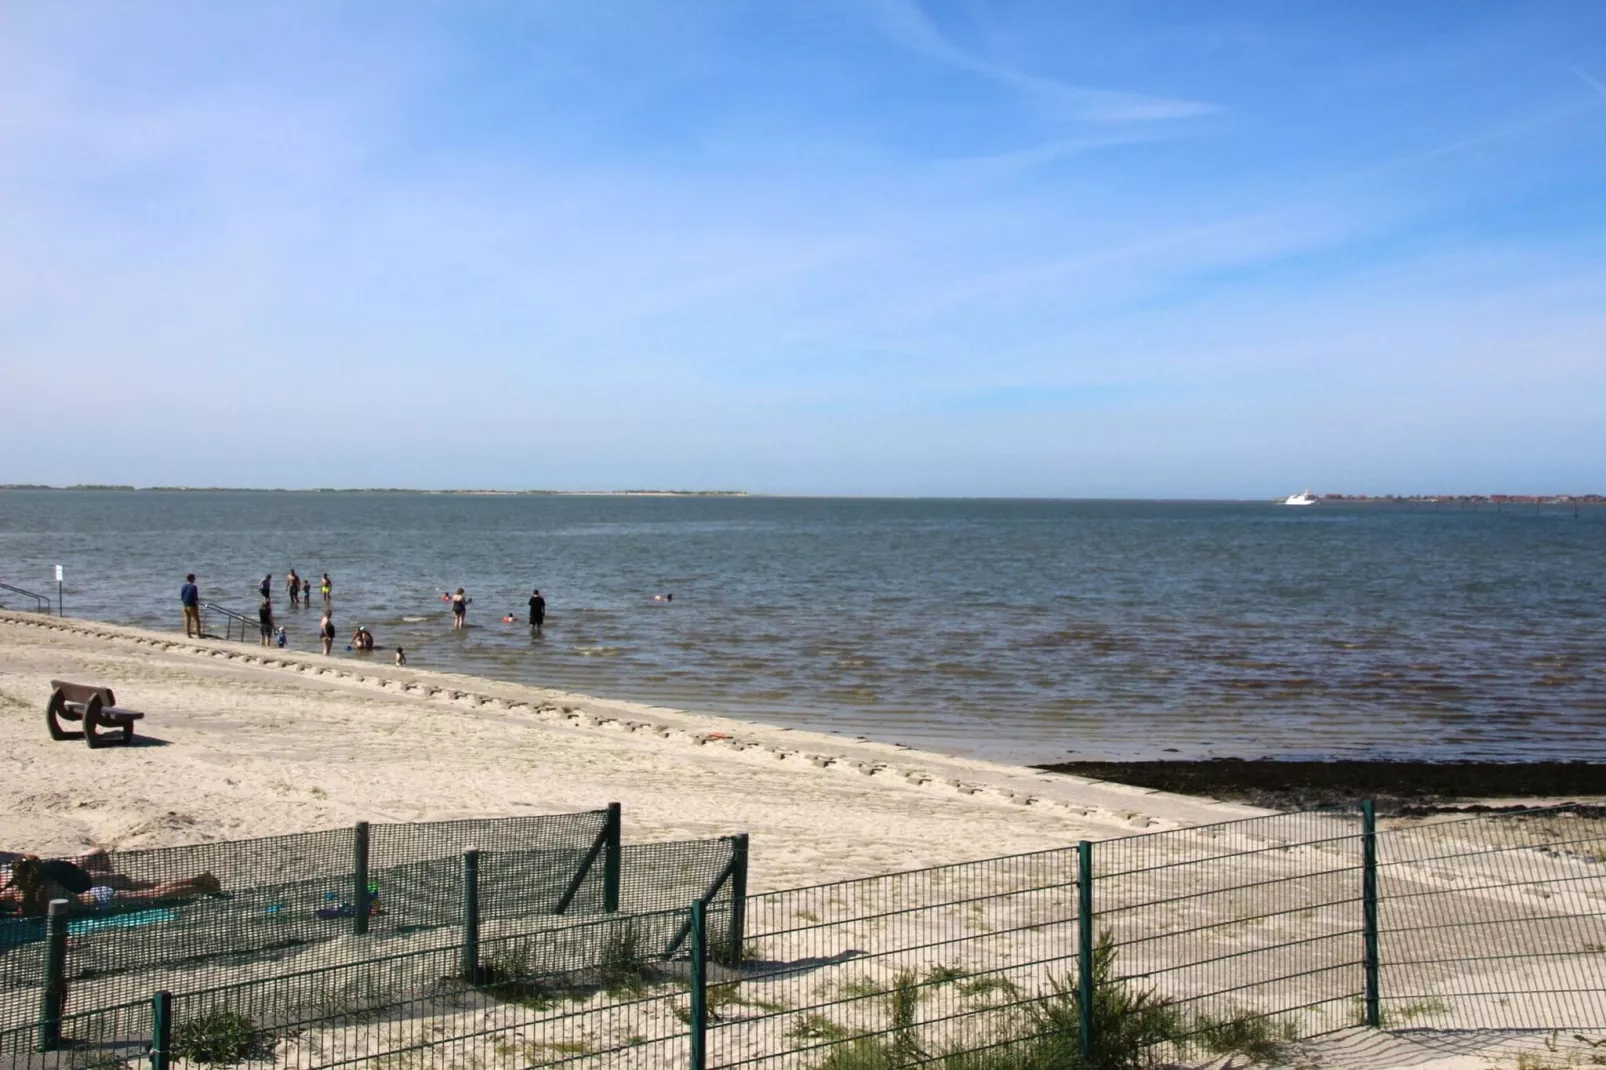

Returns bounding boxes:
[2,804,1601,1068]
[0,808,749,1045]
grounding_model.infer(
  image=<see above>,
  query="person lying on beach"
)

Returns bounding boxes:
[0,852,221,916]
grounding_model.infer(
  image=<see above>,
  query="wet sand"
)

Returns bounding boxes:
[1036,758,1606,813]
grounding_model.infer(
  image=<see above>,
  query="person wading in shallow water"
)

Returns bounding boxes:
[180,574,202,637]
[320,609,336,655]
[286,569,302,608]
[528,588,546,631]
[451,588,470,630]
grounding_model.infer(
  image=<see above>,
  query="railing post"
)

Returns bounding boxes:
[726,834,749,967]
[461,848,481,981]
[150,990,172,1070]
[1077,841,1095,1065]
[604,802,622,913]
[353,820,371,936]
[1361,800,1381,1028]
[690,901,707,1070]
[37,898,69,1052]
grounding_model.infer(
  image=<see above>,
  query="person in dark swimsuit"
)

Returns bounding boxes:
[528,589,546,630]
[1,852,221,916]
[451,588,469,630]
[320,610,336,655]
[258,598,275,646]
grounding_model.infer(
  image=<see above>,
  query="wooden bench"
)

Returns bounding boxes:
[46,680,145,748]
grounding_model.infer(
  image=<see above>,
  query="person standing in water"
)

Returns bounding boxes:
[259,574,273,603]
[320,573,332,603]
[286,570,301,608]
[394,647,407,666]
[319,609,336,655]
[451,588,470,629]
[180,574,202,637]
[528,588,546,631]
[258,598,275,647]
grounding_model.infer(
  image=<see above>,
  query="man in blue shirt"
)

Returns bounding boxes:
[181,574,201,637]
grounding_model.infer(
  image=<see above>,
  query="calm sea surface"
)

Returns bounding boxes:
[2,491,1603,764]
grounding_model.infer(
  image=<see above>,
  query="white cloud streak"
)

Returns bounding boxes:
[868,0,1220,122]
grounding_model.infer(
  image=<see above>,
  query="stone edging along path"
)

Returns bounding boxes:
[0,611,1267,835]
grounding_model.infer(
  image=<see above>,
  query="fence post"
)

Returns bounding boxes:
[461,847,481,981]
[353,820,371,936]
[1077,841,1095,1065]
[37,898,69,1052]
[726,834,749,967]
[690,901,708,1070]
[1361,799,1381,1028]
[150,990,172,1070]
[604,802,622,913]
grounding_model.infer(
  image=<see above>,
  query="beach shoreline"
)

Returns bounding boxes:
[0,611,1263,888]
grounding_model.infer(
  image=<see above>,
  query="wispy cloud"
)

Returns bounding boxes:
[1574,66,1606,99]
[868,0,1219,123]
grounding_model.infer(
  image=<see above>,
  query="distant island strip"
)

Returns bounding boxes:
[0,485,750,496]
[1,486,1600,501]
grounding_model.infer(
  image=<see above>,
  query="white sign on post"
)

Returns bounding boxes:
[55,565,63,582]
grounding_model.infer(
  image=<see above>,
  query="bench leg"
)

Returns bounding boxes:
[45,694,83,742]
[84,704,106,749]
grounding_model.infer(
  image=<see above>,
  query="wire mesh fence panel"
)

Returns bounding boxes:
[0,813,627,1034]
[1094,809,1365,1063]
[0,829,356,1032]
[621,840,742,946]
[1375,805,1606,1033]
[165,910,694,1070]
[710,847,1081,1069]
[369,811,610,870]
[0,998,150,1070]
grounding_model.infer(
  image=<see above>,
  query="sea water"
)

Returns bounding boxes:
[1,491,1602,764]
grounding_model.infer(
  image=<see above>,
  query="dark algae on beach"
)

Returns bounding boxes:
[1037,759,1606,812]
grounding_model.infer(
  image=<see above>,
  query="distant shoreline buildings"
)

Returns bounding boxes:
[1318,493,1605,504]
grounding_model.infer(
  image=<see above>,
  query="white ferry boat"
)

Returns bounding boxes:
[1283,489,1318,506]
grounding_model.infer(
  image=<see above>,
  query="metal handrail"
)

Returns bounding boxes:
[0,582,51,614]
[201,601,261,643]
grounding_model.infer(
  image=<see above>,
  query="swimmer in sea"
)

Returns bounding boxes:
[394,647,407,666]
[653,592,674,603]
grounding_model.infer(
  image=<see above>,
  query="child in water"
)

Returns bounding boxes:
[394,648,407,666]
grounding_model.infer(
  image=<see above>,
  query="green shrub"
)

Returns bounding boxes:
[599,920,654,995]
[174,1009,260,1065]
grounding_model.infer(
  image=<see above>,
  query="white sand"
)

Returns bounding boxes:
[0,612,1261,889]
[3,612,1598,1069]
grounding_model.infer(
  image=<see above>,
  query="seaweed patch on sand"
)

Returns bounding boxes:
[1034,759,1606,813]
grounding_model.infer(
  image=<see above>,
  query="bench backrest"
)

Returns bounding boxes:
[50,680,116,707]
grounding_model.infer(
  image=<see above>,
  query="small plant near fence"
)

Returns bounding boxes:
[808,938,1291,1070]
[173,1008,263,1065]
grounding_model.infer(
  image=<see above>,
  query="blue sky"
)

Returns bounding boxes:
[2,1,1603,496]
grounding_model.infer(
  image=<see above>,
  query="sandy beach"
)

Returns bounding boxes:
[0,612,1261,888]
[4,612,1603,1070]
